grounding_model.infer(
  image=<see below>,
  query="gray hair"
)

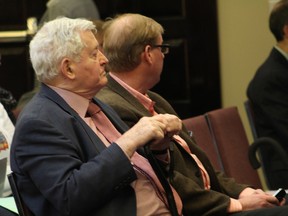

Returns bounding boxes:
[29,17,96,82]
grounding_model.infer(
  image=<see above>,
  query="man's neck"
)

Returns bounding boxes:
[277,39,288,54]
[110,71,149,94]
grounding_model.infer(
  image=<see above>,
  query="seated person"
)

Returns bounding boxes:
[0,87,17,124]
[10,17,184,216]
[0,102,14,197]
[96,13,287,216]
[247,0,288,189]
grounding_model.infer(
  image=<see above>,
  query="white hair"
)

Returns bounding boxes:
[29,17,96,82]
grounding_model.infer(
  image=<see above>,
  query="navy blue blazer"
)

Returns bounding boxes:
[247,48,288,188]
[247,48,288,153]
[10,84,138,216]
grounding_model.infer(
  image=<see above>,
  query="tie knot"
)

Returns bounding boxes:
[87,102,101,117]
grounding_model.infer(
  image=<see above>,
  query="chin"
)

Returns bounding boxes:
[100,78,108,87]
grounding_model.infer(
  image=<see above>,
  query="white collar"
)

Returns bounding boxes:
[274,45,288,61]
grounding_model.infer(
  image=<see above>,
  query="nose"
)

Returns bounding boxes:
[99,50,109,65]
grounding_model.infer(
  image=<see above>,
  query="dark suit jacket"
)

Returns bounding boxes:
[247,48,288,188]
[96,74,248,216]
[10,84,138,216]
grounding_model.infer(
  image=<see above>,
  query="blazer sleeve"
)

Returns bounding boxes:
[253,71,288,153]
[247,49,288,153]
[171,136,248,216]
[11,115,136,216]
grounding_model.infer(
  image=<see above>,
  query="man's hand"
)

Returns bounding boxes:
[239,192,284,211]
[116,114,182,157]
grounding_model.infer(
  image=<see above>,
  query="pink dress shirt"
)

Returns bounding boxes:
[49,85,182,215]
[109,73,256,213]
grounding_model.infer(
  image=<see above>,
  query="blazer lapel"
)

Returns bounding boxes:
[40,84,107,152]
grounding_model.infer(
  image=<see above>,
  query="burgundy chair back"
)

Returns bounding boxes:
[205,107,263,189]
[182,115,223,171]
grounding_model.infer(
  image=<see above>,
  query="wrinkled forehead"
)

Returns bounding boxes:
[79,30,99,48]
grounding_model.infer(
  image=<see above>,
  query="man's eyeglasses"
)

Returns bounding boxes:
[151,44,170,54]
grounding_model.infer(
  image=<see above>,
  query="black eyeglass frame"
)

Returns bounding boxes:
[150,43,170,54]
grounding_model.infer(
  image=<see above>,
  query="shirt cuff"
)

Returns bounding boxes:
[228,198,242,213]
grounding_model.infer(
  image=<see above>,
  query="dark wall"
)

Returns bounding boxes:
[0,0,46,31]
[0,0,47,100]
[94,0,222,118]
[0,0,221,118]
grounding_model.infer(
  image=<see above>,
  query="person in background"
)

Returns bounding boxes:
[10,17,184,216]
[0,102,14,197]
[247,0,288,189]
[96,13,287,216]
[39,0,100,27]
[0,56,14,198]
[0,87,17,124]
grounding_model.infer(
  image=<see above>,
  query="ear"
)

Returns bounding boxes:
[60,58,75,80]
[143,45,153,64]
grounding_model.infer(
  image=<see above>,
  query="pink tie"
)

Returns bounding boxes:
[87,102,121,142]
[148,100,211,190]
[87,102,182,215]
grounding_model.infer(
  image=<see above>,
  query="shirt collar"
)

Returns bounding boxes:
[109,73,155,112]
[274,45,288,61]
[48,85,90,118]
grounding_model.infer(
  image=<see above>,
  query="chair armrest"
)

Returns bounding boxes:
[248,137,288,169]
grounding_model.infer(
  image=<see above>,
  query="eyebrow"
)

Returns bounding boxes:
[89,44,99,53]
